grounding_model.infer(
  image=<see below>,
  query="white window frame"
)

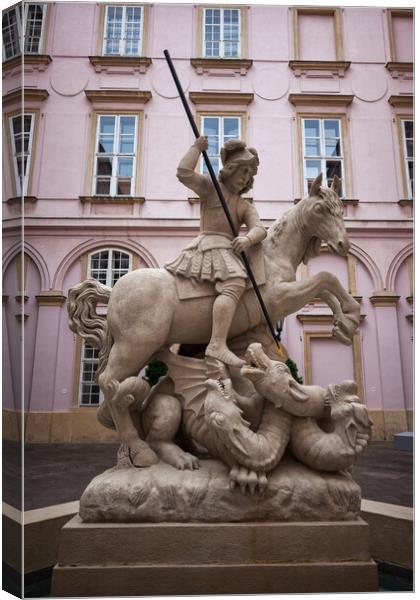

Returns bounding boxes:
[2,3,47,61]
[79,247,132,406]
[92,114,138,197]
[202,7,241,59]
[9,112,35,196]
[200,115,242,174]
[88,247,133,287]
[301,117,346,197]
[401,118,413,199]
[79,343,103,407]
[103,5,144,56]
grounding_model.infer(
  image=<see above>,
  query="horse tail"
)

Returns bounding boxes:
[67,279,113,379]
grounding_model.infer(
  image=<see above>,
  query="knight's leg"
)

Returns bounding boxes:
[143,393,200,470]
[205,278,246,367]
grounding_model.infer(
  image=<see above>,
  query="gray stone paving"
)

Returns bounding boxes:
[2,440,413,510]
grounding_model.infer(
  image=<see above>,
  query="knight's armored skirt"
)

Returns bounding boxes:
[165,247,246,282]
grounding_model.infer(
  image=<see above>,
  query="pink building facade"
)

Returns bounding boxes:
[2,2,413,443]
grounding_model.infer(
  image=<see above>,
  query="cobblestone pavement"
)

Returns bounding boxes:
[2,440,413,510]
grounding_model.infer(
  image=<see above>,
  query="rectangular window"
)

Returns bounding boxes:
[302,117,345,197]
[103,5,144,56]
[9,113,35,196]
[200,115,241,174]
[2,3,46,61]
[294,8,342,61]
[79,344,102,406]
[203,8,241,58]
[401,119,413,199]
[388,10,413,63]
[93,114,138,196]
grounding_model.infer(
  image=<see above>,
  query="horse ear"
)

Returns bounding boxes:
[309,173,322,197]
[331,175,340,194]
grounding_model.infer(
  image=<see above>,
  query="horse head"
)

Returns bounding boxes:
[300,173,349,263]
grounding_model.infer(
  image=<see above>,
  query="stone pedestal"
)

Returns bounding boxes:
[52,515,378,596]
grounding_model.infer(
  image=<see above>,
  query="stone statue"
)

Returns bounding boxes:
[165,136,266,368]
[68,142,371,522]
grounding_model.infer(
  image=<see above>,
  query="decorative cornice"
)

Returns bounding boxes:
[289,60,351,76]
[84,90,152,104]
[385,62,413,73]
[288,93,354,107]
[88,56,152,72]
[2,54,52,71]
[15,293,29,304]
[369,292,400,307]
[398,199,413,207]
[7,196,38,205]
[36,291,67,306]
[406,314,413,324]
[3,88,49,107]
[388,95,413,108]
[188,196,252,205]
[189,92,254,106]
[294,198,359,206]
[79,196,145,205]
[297,313,366,323]
[406,295,413,305]
[191,58,252,73]
[308,295,363,305]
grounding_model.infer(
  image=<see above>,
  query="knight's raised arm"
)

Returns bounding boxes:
[176,136,211,196]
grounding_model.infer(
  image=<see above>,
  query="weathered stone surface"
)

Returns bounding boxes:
[79,456,361,523]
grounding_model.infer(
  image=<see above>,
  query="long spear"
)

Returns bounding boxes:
[164,49,280,350]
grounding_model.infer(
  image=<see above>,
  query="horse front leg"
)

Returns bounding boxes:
[277,272,360,345]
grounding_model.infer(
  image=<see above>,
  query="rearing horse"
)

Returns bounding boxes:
[68,173,360,465]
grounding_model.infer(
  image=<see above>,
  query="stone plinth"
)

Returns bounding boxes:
[52,515,378,595]
[79,457,362,523]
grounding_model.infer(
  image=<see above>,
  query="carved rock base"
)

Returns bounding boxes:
[79,457,362,523]
[52,515,378,595]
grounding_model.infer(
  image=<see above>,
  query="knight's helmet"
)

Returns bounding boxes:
[220,140,259,176]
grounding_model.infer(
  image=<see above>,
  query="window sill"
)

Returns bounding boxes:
[288,60,351,77]
[288,93,354,107]
[294,198,359,206]
[2,53,52,72]
[398,199,413,207]
[79,196,145,205]
[189,91,254,105]
[388,95,413,108]
[3,89,49,107]
[84,90,152,104]
[191,58,252,75]
[369,293,400,307]
[7,196,38,205]
[89,55,152,73]
[297,313,366,323]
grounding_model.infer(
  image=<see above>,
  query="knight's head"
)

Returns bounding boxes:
[219,140,259,194]
[301,173,349,262]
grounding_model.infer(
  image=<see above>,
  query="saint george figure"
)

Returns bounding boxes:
[165,136,267,367]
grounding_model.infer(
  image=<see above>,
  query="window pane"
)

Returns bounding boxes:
[2,8,21,59]
[406,139,413,158]
[12,116,22,135]
[305,139,321,156]
[404,120,413,139]
[117,178,131,195]
[203,118,219,137]
[97,157,113,175]
[325,140,341,157]
[95,178,111,195]
[24,4,44,53]
[120,116,135,135]
[203,157,220,175]
[118,157,133,177]
[324,120,340,138]
[305,159,322,179]
[99,116,115,134]
[304,120,320,138]
[223,118,239,138]
[326,161,342,179]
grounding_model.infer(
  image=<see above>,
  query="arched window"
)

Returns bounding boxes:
[79,248,132,406]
